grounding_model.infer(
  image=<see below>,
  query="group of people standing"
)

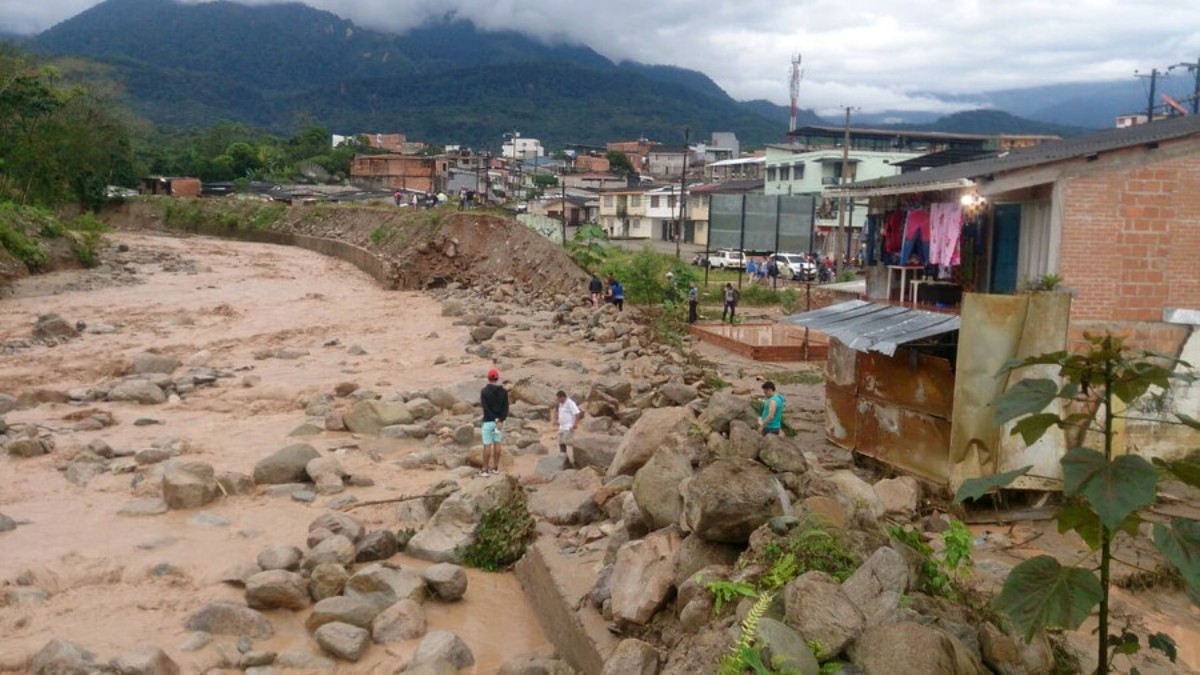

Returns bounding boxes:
[588,274,625,311]
[476,368,585,477]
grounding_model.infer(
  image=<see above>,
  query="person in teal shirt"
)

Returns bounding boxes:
[759,380,784,436]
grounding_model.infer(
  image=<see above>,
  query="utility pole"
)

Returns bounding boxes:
[833,105,857,279]
[1169,58,1200,115]
[1136,69,1160,121]
[560,165,567,246]
[676,127,690,260]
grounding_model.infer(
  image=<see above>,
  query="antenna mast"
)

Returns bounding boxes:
[789,52,803,133]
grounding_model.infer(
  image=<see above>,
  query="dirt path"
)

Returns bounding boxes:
[0,233,552,671]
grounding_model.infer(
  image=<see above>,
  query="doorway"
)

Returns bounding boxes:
[991,204,1021,294]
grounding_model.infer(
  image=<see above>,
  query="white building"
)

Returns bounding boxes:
[502,137,546,160]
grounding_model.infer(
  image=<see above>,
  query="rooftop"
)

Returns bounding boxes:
[837,115,1200,195]
[708,156,767,167]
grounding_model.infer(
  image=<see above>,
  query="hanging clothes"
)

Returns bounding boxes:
[864,214,880,266]
[899,209,930,265]
[882,210,904,257]
[929,201,963,266]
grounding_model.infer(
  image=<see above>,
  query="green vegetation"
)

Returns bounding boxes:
[458,490,536,572]
[956,333,1199,673]
[707,580,757,614]
[369,225,389,245]
[888,519,974,600]
[161,199,286,233]
[757,516,861,584]
[0,203,109,270]
[606,150,635,176]
[769,370,824,387]
[717,592,777,675]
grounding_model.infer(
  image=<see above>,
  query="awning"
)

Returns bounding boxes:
[785,300,960,356]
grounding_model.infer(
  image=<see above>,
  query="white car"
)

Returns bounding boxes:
[773,252,817,281]
[707,249,746,269]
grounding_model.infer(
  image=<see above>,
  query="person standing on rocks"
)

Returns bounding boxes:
[608,277,625,311]
[722,283,739,323]
[687,281,699,323]
[589,274,604,308]
[480,368,509,476]
[551,390,583,461]
[759,380,784,436]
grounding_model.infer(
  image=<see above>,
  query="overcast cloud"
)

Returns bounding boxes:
[3,0,1199,115]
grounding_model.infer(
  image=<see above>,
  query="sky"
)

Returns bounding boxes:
[3,0,1200,115]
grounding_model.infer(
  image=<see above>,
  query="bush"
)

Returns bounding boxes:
[67,213,108,267]
[458,490,536,572]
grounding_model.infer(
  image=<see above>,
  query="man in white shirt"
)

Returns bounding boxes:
[550,390,583,457]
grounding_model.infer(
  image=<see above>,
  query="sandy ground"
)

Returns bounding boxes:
[0,233,557,672]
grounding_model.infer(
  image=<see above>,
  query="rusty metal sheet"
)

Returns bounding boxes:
[858,348,956,418]
[826,338,858,388]
[949,293,1028,490]
[854,397,952,484]
[825,383,857,449]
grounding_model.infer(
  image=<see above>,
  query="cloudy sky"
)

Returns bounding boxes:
[3,0,1199,114]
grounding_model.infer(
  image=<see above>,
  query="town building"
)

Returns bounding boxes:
[646,146,689,178]
[705,156,766,184]
[501,136,545,160]
[597,186,652,238]
[350,154,448,193]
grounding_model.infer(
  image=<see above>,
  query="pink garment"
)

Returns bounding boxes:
[929,202,963,266]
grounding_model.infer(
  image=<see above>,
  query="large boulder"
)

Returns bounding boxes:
[406,474,520,563]
[570,432,621,471]
[848,621,987,675]
[108,646,180,675]
[161,462,220,510]
[107,380,167,405]
[527,471,603,526]
[841,546,910,623]
[344,399,414,435]
[245,570,311,610]
[671,534,742,588]
[632,446,693,530]
[978,622,1055,675]
[611,527,682,626]
[699,391,755,433]
[607,406,695,478]
[131,352,181,375]
[184,602,274,638]
[372,599,427,643]
[5,436,51,458]
[254,444,320,485]
[412,631,475,670]
[314,622,370,662]
[306,596,383,631]
[725,420,765,460]
[600,638,661,675]
[309,512,366,544]
[759,434,809,474]
[257,545,303,571]
[422,563,469,601]
[302,535,357,571]
[756,618,820,675]
[827,470,884,519]
[659,382,699,406]
[873,476,922,518]
[344,564,427,608]
[29,639,97,675]
[783,571,863,660]
[683,458,782,543]
[32,314,78,341]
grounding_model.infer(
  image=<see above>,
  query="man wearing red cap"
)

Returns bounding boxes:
[479,368,509,476]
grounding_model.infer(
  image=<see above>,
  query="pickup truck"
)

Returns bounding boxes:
[707,249,746,270]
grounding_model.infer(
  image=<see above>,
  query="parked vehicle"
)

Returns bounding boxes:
[771,253,817,281]
[707,249,746,270]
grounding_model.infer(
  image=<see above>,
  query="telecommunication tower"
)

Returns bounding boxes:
[789,53,804,132]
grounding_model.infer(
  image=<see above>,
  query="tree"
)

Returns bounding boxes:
[532,174,558,188]
[955,333,1198,673]
[606,150,635,176]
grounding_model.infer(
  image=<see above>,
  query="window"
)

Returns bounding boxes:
[668,196,677,209]
[651,196,660,208]
[792,163,805,179]
[602,195,613,208]
[631,195,642,208]
[767,167,777,182]
[780,166,791,181]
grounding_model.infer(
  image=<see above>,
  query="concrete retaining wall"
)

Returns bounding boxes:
[514,539,617,675]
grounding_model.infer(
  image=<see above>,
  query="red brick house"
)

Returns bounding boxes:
[351,154,448,193]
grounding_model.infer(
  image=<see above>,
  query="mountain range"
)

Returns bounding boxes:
[14,0,1145,148]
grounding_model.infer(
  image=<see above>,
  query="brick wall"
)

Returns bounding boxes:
[1067,320,1192,357]
[1059,150,1200,322]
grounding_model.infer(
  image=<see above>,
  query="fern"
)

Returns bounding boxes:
[717,591,774,675]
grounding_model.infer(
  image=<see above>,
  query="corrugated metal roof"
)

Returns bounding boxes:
[785,300,960,356]
[835,115,1200,195]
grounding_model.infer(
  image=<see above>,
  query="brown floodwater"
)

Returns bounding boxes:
[0,233,557,671]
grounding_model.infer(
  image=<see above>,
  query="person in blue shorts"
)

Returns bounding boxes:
[479,368,509,476]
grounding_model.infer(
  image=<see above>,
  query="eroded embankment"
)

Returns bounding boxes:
[100,199,589,297]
